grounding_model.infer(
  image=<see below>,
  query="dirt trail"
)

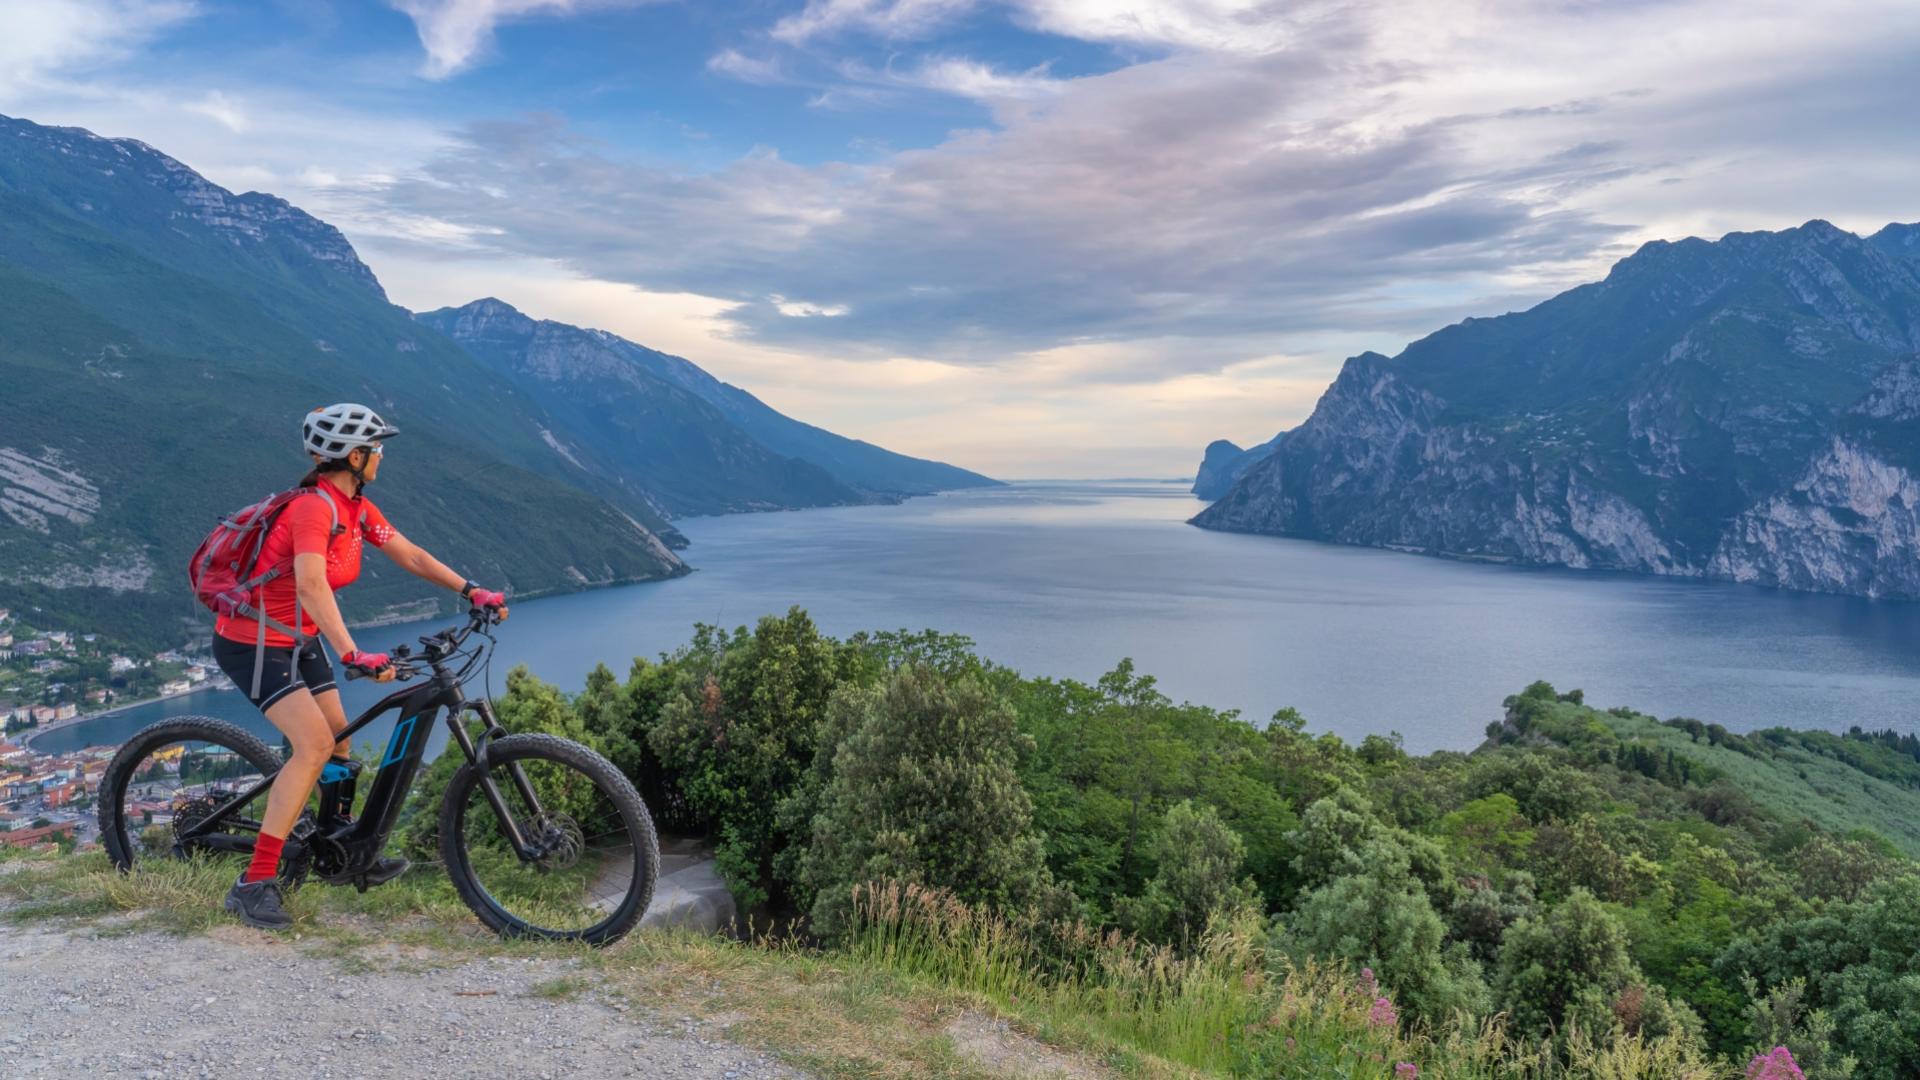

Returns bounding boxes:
[0,922,807,1079]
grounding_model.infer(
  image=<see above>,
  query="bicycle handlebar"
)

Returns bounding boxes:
[341,605,503,682]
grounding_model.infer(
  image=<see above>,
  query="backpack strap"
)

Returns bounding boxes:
[251,487,343,700]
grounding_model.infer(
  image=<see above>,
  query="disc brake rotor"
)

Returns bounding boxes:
[529,812,584,870]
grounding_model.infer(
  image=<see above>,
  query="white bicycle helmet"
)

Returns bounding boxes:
[303,403,400,460]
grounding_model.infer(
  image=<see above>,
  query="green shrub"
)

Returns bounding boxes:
[1115,800,1262,951]
[801,665,1057,939]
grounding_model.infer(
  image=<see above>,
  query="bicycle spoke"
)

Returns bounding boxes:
[102,721,278,873]
[453,750,648,936]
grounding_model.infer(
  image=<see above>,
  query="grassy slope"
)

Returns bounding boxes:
[1551,701,1920,856]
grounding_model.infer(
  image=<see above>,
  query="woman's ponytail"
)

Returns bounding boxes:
[298,467,322,488]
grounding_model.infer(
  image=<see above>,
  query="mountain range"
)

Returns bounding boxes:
[414,299,993,517]
[1192,219,1920,600]
[0,113,988,646]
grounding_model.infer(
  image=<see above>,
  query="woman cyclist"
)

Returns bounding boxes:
[211,403,508,930]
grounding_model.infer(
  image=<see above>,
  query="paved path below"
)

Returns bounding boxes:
[0,922,808,1080]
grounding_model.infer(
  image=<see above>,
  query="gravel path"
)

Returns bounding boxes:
[0,922,810,1079]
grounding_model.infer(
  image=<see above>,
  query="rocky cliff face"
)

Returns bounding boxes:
[1194,220,1920,600]
[1191,432,1285,500]
[2,116,387,298]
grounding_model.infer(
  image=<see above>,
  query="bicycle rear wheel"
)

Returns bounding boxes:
[438,733,659,945]
[98,717,281,873]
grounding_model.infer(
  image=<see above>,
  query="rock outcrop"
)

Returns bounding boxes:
[1194,220,1920,599]
[1191,432,1285,500]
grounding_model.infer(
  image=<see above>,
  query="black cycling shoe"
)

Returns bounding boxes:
[319,854,410,888]
[224,876,293,931]
[362,854,410,886]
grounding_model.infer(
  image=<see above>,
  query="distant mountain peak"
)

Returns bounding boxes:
[460,296,527,318]
[418,299,998,502]
[1871,222,1920,261]
[0,112,386,300]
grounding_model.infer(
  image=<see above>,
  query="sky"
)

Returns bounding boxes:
[2,1,1917,478]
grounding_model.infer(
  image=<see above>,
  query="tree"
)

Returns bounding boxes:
[1115,800,1261,950]
[800,665,1057,940]
[1436,793,1534,878]
[1448,872,1536,966]
[1719,876,1920,1080]
[1286,787,1381,895]
[1010,660,1294,916]
[1741,978,1857,1080]
[1495,888,1697,1043]
[1282,837,1488,1023]
[648,609,864,911]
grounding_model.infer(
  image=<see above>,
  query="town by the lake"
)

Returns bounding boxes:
[0,605,233,852]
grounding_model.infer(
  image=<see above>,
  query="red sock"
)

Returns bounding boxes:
[244,832,286,883]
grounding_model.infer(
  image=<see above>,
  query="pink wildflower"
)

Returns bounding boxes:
[1368,996,1398,1030]
[1746,1047,1805,1080]
[1396,1065,1419,1079]
[1357,967,1378,997]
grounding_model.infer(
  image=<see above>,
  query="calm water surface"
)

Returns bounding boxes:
[36,481,1920,755]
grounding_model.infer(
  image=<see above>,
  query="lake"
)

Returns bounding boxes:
[33,480,1920,756]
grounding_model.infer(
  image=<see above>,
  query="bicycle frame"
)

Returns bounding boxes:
[173,628,550,880]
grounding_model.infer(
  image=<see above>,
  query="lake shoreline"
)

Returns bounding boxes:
[18,681,231,751]
[27,481,1920,758]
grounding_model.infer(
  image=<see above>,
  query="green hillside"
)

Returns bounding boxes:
[0,114,686,649]
[1500,693,1920,856]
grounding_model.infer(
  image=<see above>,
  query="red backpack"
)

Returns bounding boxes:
[187,487,355,696]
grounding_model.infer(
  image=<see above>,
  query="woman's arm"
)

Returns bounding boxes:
[293,552,358,656]
[379,530,470,593]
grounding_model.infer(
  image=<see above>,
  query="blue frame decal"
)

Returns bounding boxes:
[381,714,418,767]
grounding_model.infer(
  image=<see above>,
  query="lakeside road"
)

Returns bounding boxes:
[16,682,230,751]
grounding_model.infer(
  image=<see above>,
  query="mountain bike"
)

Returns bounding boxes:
[98,608,659,945]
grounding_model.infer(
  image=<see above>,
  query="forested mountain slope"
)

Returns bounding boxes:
[417,299,997,509]
[0,114,686,645]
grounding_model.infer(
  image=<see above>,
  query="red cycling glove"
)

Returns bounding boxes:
[468,588,506,610]
[341,649,391,674]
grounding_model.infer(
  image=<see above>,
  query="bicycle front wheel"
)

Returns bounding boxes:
[439,734,658,945]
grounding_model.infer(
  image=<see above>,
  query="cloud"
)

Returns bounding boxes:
[851,55,1066,101]
[183,89,247,132]
[375,0,1920,376]
[771,0,978,45]
[389,0,649,79]
[372,42,1637,365]
[1013,0,1303,54]
[766,0,1310,53]
[0,0,198,95]
[707,48,788,86]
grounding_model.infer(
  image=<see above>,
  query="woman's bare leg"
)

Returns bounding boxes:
[313,687,350,758]
[260,688,335,840]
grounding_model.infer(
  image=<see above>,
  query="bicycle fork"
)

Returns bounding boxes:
[445,699,555,865]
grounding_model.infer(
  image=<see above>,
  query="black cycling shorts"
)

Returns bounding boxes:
[211,635,337,710]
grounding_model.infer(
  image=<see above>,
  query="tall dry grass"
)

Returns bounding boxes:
[843,880,1735,1079]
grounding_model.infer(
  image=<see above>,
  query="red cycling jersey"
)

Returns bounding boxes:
[214,478,396,648]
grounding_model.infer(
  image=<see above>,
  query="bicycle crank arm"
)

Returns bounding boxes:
[180,834,257,855]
